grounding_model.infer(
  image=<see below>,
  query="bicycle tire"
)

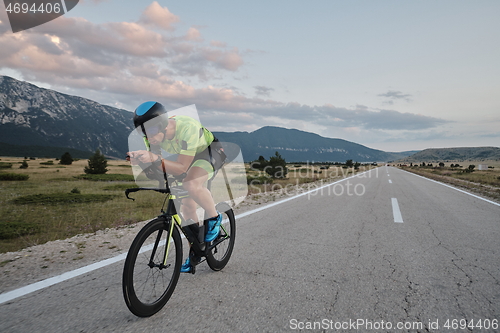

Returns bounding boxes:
[122,218,182,317]
[206,202,236,271]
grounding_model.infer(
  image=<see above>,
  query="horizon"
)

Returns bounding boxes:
[1,1,499,152]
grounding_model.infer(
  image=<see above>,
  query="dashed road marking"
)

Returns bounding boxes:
[391,198,404,223]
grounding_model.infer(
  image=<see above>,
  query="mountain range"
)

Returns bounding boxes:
[213,127,415,162]
[0,75,133,158]
[398,147,500,163]
[0,75,422,162]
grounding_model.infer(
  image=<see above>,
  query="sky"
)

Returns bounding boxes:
[0,0,499,152]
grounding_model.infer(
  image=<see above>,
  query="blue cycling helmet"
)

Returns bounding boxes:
[133,101,168,129]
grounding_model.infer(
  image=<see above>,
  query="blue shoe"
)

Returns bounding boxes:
[204,213,222,242]
[180,257,192,273]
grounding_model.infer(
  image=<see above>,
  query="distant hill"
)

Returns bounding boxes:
[399,147,500,163]
[0,142,95,159]
[214,126,404,162]
[0,75,133,158]
[387,150,420,160]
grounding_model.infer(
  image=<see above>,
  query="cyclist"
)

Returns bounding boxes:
[127,101,225,273]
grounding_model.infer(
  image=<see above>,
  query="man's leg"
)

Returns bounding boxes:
[183,166,217,219]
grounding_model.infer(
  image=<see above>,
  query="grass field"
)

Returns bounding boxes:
[0,157,165,253]
[398,160,500,201]
[0,156,374,253]
[245,163,372,194]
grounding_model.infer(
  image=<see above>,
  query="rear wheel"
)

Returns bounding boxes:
[122,218,182,317]
[206,203,236,271]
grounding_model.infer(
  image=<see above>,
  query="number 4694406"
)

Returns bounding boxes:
[444,319,498,330]
[5,2,62,14]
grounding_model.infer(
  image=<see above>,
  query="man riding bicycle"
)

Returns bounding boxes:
[127,101,225,273]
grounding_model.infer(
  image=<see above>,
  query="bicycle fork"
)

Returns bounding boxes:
[146,218,175,270]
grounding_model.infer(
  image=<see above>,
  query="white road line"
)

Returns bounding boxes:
[391,198,404,223]
[0,169,377,305]
[0,253,127,306]
[388,179,392,183]
[401,169,500,208]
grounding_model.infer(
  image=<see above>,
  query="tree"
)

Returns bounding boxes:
[60,152,74,165]
[265,151,288,178]
[251,155,268,171]
[345,159,354,168]
[84,149,108,174]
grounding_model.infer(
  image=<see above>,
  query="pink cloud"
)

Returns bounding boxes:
[0,2,244,88]
[138,1,180,31]
[185,27,202,41]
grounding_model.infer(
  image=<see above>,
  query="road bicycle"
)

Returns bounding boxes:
[122,175,236,317]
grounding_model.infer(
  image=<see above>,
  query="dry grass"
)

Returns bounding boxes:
[246,164,374,194]
[399,160,500,202]
[0,156,165,253]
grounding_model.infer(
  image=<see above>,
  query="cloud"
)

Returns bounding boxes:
[138,1,180,31]
[253,85,274,97]
[0,3,244,82]
[378,90,412,104]
[0,4,449,140]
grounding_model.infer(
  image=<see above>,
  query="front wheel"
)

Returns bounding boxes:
[206,202,236,271]
[122,218,182,317]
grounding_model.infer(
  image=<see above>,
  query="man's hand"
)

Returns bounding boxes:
[126,150,159,165]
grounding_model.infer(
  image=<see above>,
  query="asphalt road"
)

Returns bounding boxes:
[1,166,499,332]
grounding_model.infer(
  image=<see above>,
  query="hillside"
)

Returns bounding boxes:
[214,126,403,162]
[0,75,133,158]
[0,142,95,159]
[399,147,500,163]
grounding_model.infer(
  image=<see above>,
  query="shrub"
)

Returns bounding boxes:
[70,187,81,194]
[250,156,268,171]
[102,184,139,191]
[84,149,108,174]
[0,221,41,239]
[75,173,135,181]
[40,161,54,165]
[19,160,28,169]
[0,173,29,181]
[247,175,273,185]
[11,193,116,205]
[265,152,288,178]
[462,165,476,173]
[0,162,13,169]
[60,152,74,165]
